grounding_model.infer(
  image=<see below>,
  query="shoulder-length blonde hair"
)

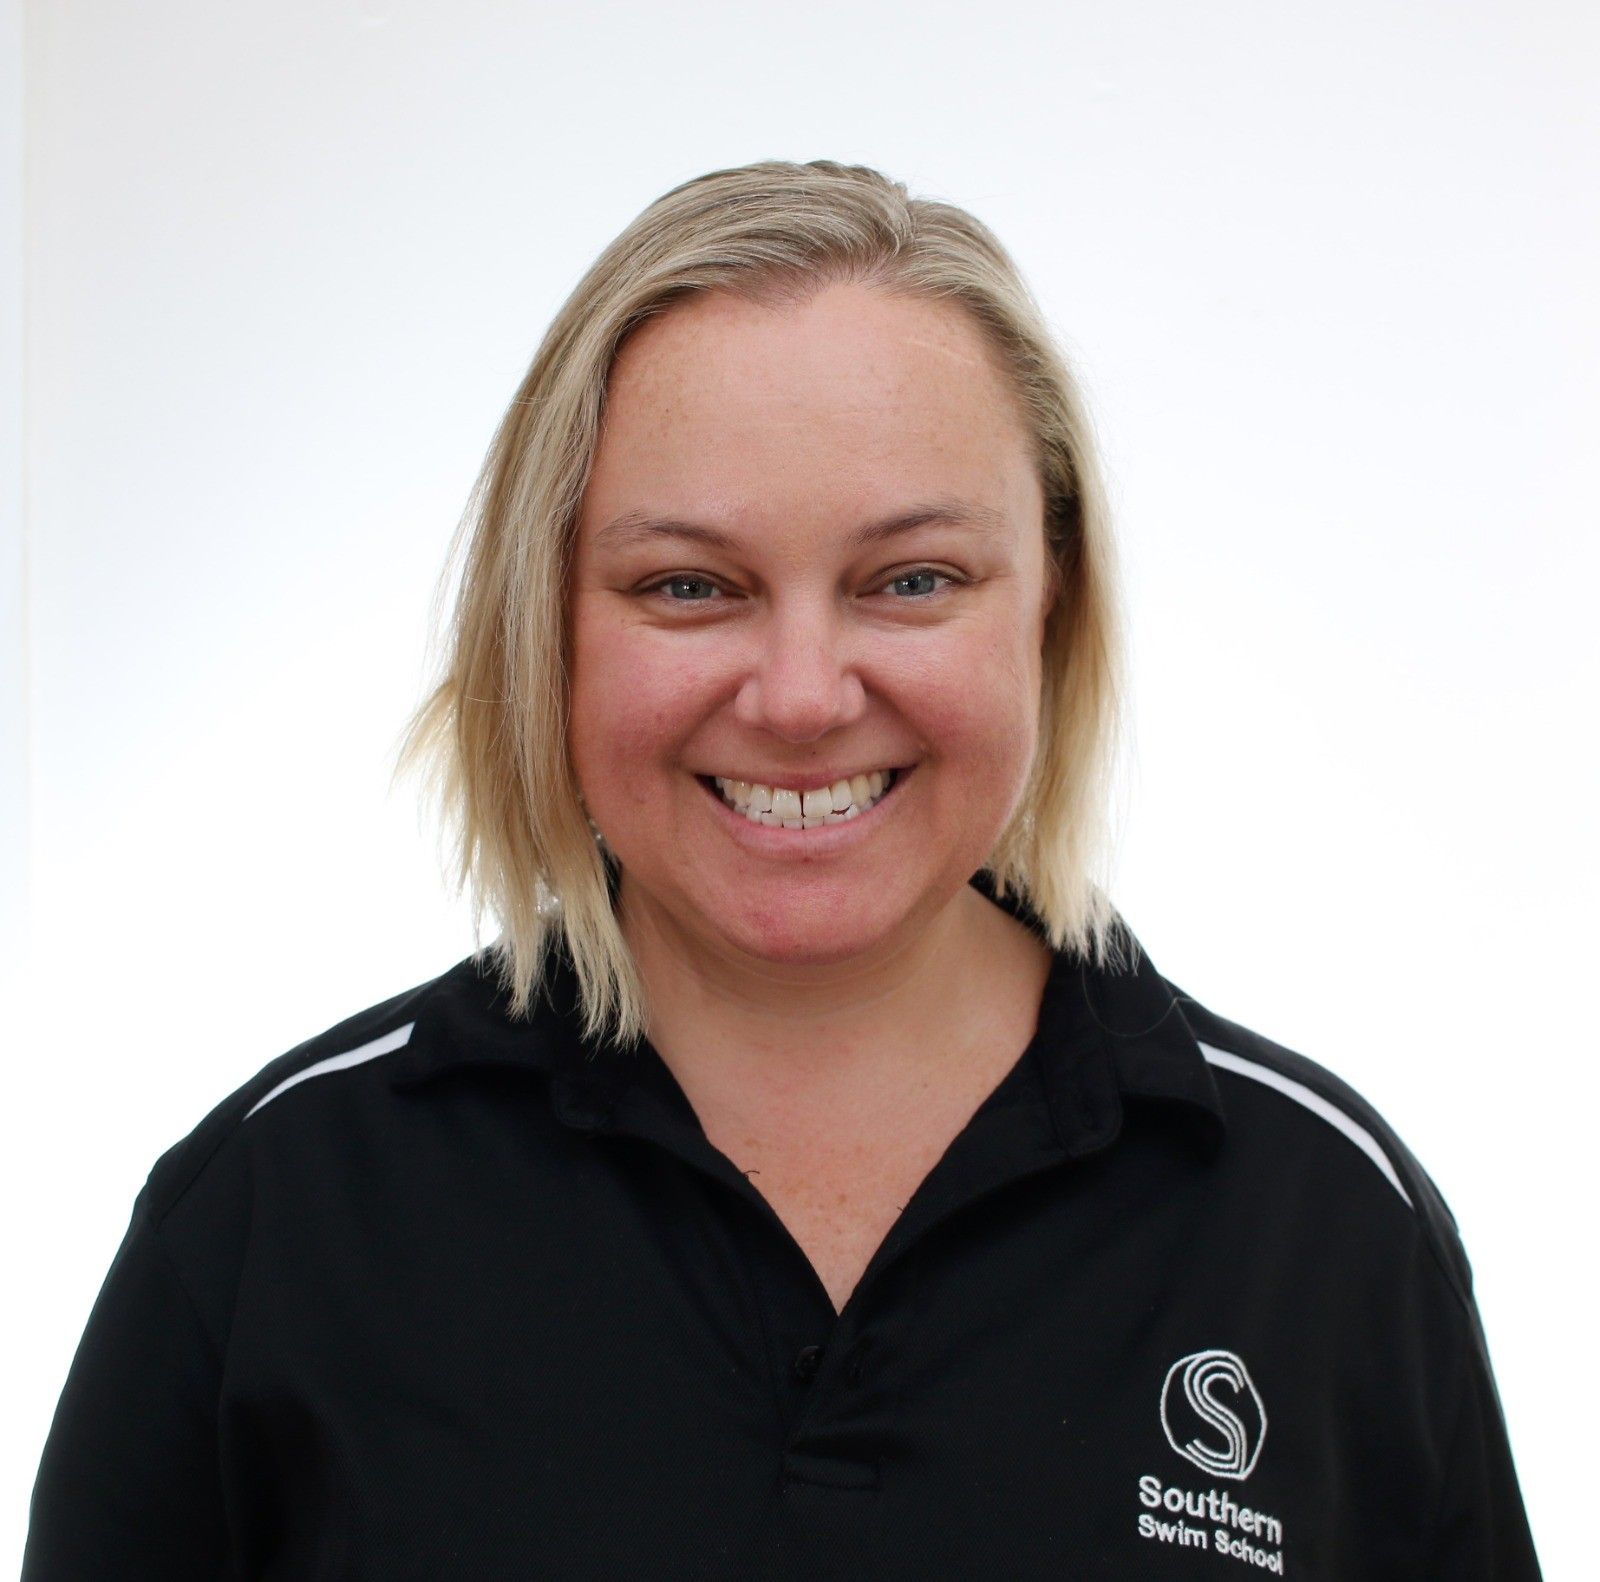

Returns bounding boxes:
[393,158,1128,1051]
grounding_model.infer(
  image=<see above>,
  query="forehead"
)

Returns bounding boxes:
[580,282,1038,542]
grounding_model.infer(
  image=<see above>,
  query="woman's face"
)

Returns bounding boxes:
[568,281,1056,969]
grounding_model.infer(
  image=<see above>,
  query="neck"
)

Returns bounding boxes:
[615,870,1043,1107]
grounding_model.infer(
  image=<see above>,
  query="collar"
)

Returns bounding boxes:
[389,870,1226,1162]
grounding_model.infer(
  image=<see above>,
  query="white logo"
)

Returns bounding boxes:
[1160,1350,1267,1481]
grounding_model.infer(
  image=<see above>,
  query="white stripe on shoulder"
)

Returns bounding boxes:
[243,1022,417,1119]
[1199,1042,1413,1208]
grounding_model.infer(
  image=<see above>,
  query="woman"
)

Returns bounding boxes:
[23,161,1541,1579]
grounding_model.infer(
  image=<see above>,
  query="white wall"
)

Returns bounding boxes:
[0,5,20,978]
[7,0,1595,1572]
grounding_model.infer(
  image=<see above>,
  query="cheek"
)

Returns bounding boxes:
[568,607,714,778]
[896,622,1041,767]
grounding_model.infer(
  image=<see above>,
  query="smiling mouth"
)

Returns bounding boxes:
[696,767,910,828]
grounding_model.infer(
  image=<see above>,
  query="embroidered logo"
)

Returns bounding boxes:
[1160,1349,1267,1481]
[1136,1351,1283,1571]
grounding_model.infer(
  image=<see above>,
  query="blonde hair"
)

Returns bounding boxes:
[393,159,1127,1051]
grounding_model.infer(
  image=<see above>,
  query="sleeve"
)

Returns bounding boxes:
[1425,1288,1543,1579]
[20,1194,233,1581]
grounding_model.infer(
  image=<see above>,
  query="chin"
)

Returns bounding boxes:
[709,889,907,966]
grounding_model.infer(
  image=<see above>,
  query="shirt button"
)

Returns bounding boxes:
[793,1344,823,1383]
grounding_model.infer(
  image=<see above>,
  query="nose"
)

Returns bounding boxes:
[731,594,867,743]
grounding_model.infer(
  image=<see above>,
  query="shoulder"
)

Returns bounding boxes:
[1171,987,1475,1315]
[139,957,476,1226]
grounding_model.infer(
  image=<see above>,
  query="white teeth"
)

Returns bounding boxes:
[711,768,900,827]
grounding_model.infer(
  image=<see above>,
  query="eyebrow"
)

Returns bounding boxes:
[593,498,1009,554]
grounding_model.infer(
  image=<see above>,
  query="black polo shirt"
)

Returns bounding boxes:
[23,871,1542,1579]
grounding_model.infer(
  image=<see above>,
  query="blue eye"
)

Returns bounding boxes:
[656,576,719,602]
[887,569,948,599]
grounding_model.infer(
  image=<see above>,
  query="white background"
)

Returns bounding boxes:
[4,0,1594,1573]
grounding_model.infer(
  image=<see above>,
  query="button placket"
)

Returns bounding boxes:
[843,1335,872,1385]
